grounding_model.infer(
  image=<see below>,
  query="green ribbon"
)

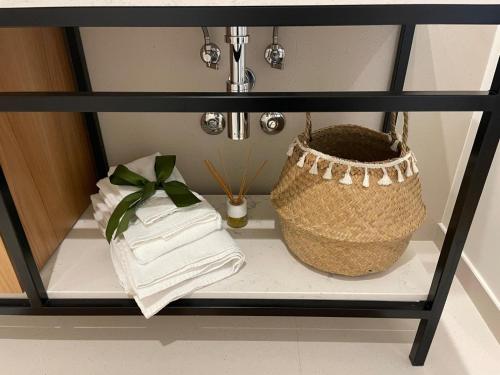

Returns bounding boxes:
[105,155,201,242]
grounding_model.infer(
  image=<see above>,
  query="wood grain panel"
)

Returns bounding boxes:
[0,237,22,293]
[0,28,97,272]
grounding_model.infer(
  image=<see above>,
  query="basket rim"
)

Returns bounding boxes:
[295,124,415,170]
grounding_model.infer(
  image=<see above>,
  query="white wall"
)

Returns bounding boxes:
[81,25,496,240]
[404,25,496,239]
[80,26,398,194]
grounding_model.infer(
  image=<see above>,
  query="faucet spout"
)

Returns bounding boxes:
[226,26,251,140]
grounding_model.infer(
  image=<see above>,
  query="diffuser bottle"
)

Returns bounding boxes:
[226,197,248,228]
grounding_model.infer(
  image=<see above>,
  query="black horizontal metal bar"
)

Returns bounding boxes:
[0,299,31,315]
[0,298,30,308]
[1,5,500,27]
[0,298,431,319]
[0,91,495,112]
[0,307,34,315]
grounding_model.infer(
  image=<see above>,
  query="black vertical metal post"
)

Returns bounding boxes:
[409,57,500,366]
[382,24,415,132]
[64,27,109,178]
[0,167,48,307]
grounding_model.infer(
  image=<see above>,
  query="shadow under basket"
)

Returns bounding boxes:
[271,113,426,277]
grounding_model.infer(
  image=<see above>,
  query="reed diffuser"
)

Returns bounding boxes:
[204,148,267,228]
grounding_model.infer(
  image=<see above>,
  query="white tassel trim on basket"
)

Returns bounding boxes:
[378,167,392,186]
[395,164,405,183]
[323,162,334,180]
[406,158,413,177]
[309,156,320,175]
[339,166,353,185]
[296,151,308,168]
[362,168,370,188]
[287,139,419,187]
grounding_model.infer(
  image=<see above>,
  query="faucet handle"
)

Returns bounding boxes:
[200,42,221,70]
[200,27,221,70]
[260,112,285,134]
[264,27,285,70]
[264,43,285,70]
[201,112,225,135]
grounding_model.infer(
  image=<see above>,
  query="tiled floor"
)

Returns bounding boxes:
[0,252,499,374]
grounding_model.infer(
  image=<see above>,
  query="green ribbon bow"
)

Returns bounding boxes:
[105,155,201,242]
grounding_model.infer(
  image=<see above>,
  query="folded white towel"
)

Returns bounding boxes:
[97,152,188,224]
[91,194,222,264]
[122,199,220,249]
[107,152,185,183]
[110,230,245,318]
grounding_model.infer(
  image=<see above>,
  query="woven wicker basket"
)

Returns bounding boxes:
[271,112,426,276]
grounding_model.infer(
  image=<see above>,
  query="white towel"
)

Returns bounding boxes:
[92,194,220,250]
[110,230,245,318]
[122,200,220,249]
[97,152,188,224]
[107,152,184,182]
[91,194,222,264]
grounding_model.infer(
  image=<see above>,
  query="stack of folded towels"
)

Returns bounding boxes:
[91,153,245,318]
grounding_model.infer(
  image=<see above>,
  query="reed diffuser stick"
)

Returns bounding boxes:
[237,146,253,204]
[204,153,267,206]
[204,160,233,199]
[242,160,268,196]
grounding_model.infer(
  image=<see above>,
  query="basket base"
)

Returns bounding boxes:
[281,221,411,277]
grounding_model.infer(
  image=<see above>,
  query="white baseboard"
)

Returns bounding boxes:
[434,222,500,342]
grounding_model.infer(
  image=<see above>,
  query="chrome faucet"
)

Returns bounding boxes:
[202,27,285,139]
[226,26,255,140]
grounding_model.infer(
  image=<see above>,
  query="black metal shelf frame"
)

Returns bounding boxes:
[0,5,499,367]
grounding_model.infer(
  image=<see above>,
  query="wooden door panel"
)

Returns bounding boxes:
[0,27,97,274]
[0,237,22,294]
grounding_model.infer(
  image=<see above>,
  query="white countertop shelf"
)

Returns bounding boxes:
[41,195,434,301]
[2,1,499,8]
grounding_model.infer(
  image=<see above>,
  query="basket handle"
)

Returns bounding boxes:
[303,112,313,143]
[304,112,409,152]
[389,112,409,153]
